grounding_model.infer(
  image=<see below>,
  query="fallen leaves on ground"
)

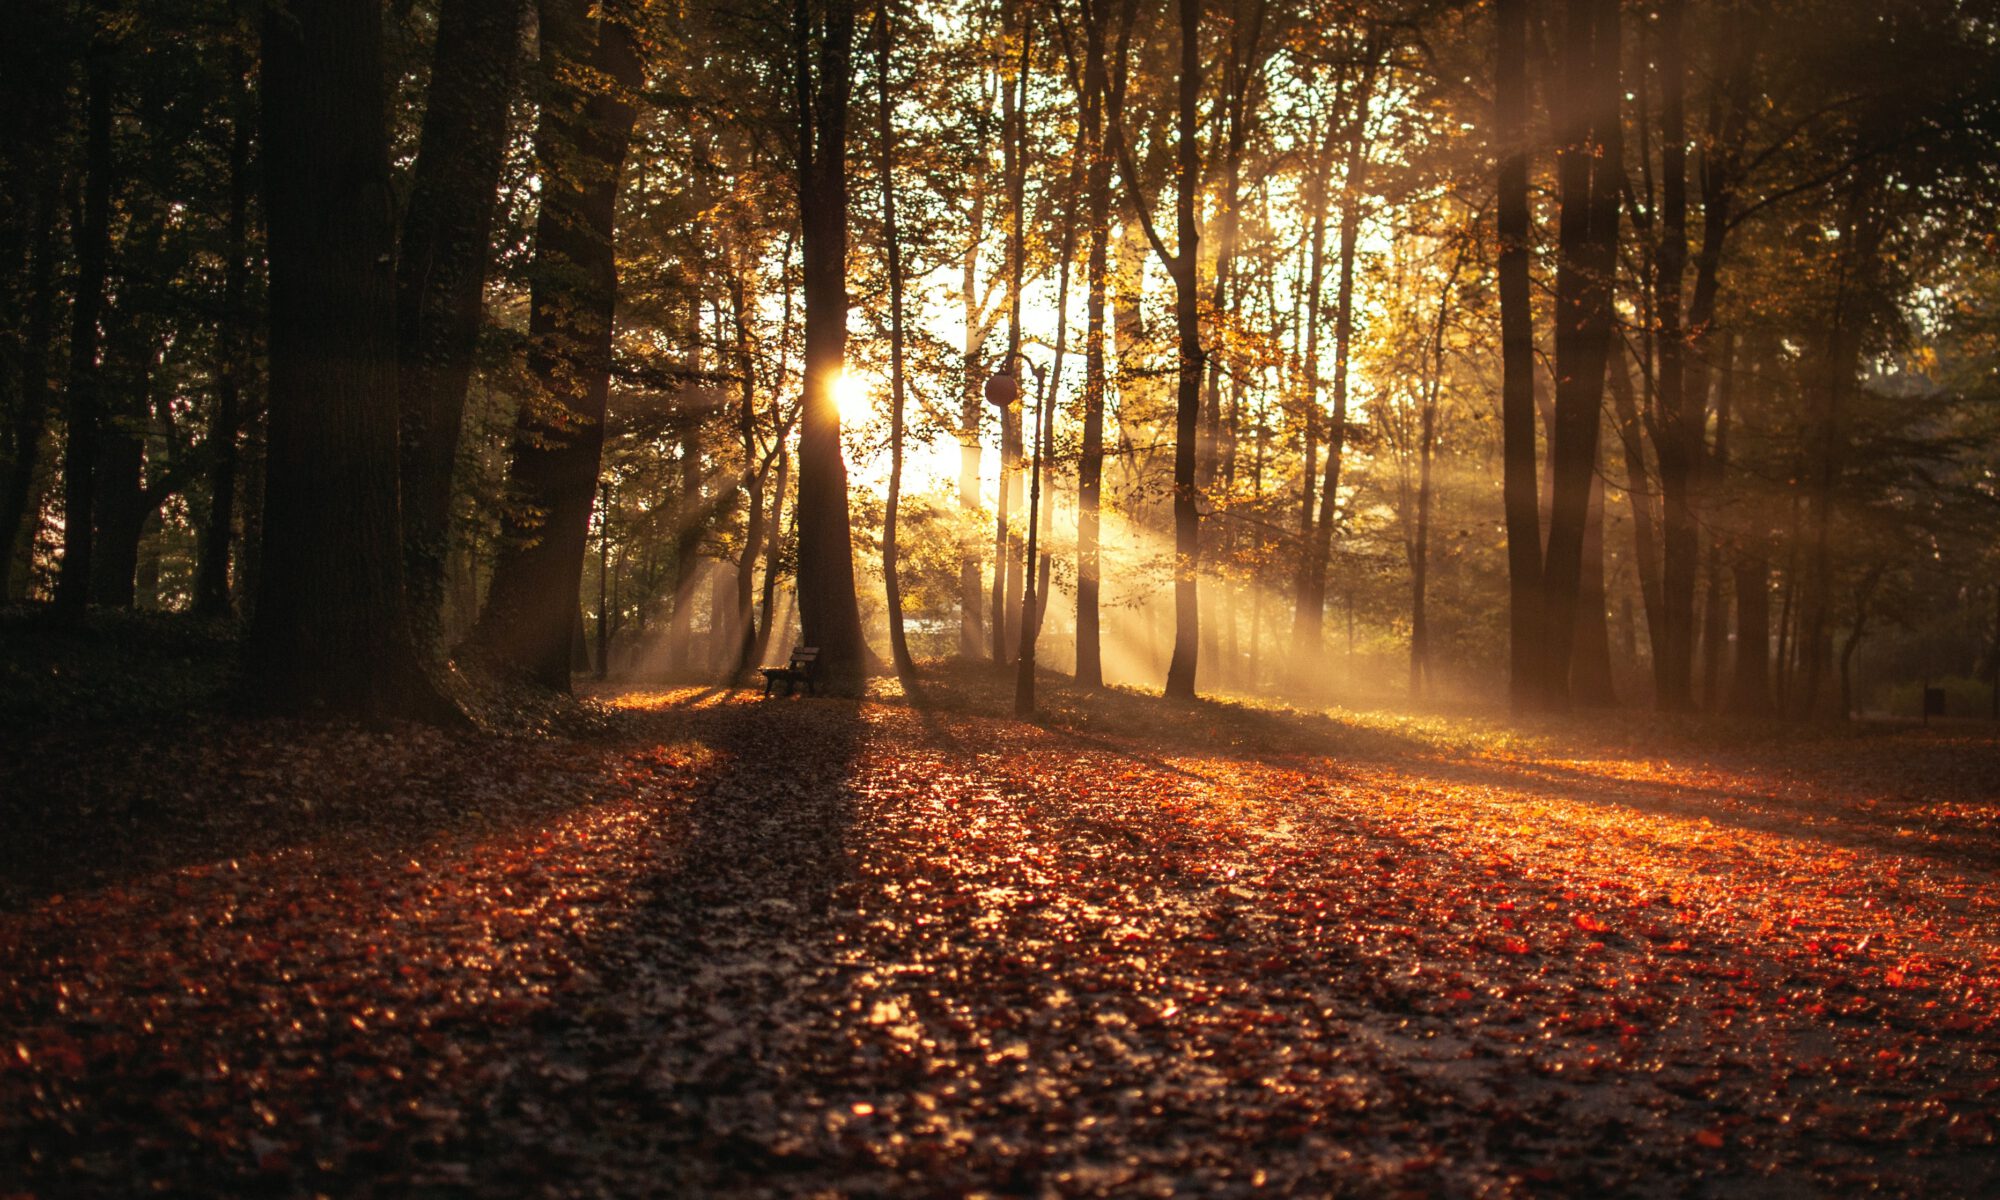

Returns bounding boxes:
[4,666,1999,1196]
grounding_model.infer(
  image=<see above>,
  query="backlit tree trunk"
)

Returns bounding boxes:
[873,0,914,677]
[396,0,527,646]
[472,0,643,691]
[1539,0,1621,708]
[1073,0,1119,690]
[1162,0,1203,701]
[1495,0,1541,710]
[1297,60,1375,674]
[790,0,867,688]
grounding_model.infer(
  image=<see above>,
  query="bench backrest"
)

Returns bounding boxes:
[789,646,820,670]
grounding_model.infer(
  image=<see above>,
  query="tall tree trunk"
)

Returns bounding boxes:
[668,393,704,675]
[471,0,643,691]
[1539,0,1621,708]
[88,318,150,608]
[1409,391,1435,701]
[993,15,1031,665]
[594,478,612,678]
[55,29,114,617]
[1797,185,1884,719]
[957,84,992,660]
[873,0,915,677]
[1698,331,1735,710]
[1073,0,1119,689]
[1495,0,1542,710]
[1288,115,1329,664]
[791,0,867,688]
[728,269,766,681]
[1159,0,1204,700]
[755,438,790,665]
[195,47,253,619]
[250,0,451,719]
[1651,0,1698,712]
[1198,0,1266,503]
[397,0,527,646]
[1297,63,1375,674]
[1608,346,1665,687]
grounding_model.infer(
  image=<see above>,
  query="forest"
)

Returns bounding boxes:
[1,0,1996,716]
[4,0,2000,1195]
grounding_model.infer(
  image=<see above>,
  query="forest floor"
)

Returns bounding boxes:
[5,644,2000,1197]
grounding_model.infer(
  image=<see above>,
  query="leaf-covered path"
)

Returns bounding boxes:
[6,671,2000,1196]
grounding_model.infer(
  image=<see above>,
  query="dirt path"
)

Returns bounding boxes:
[5,677,1999,1196]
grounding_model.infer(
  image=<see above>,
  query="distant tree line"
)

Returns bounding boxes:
[1,0,1995,720]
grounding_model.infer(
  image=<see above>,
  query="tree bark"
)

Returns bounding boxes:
[1539,0,1621,708]
[396,0,527,646]
[472,0,643,691]
[1161,0,1204,701]
[1607,346,1665,689]
[873,0,915,678]
[1495,0,1542,710]
[1296,61,1375,673]
[55,29,114,617]
[250,0,452,719]
[1073,0,1118,689]
[195,49,254,619]
[790,0,867,688]
[1651,0,1697,712]
[2,175,62,599]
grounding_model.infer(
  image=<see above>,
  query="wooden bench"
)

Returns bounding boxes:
[759,646,821,697]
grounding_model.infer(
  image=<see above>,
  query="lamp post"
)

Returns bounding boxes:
[989,355,1049,716]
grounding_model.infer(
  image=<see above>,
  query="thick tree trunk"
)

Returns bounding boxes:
[0,7,67,601]
[791,0,867,688]
[250,0,452,720]
[472,0,643,691]
[396,0,527,646]
[1539,0,1621,708]
[1495,0,1541,710]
